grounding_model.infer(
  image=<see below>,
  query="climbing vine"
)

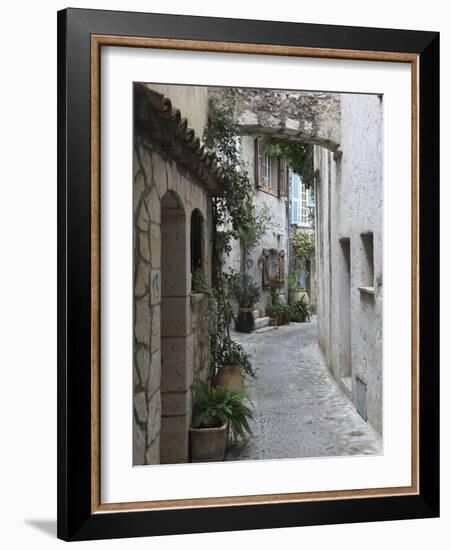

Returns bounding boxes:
[263,137,318,189]
[203,101,266,378]
[204,101,270,255]
[204,102,253,247]
[239,205,272,254]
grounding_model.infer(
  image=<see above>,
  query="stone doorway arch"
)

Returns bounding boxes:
[160,190,192,464]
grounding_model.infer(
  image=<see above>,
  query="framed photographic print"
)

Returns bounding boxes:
[57,8,439,541]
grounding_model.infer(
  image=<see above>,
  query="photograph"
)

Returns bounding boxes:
[132,83,383,466]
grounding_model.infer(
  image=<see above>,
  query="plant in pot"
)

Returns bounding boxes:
[287,274,310,306]
[266,289,285,326]
[281,303,292,325]
[212,337,256,391]
[190,382,253,462]
[226,271,260,332]
[288,296,311,323]
[266,301,282,326]
[289,230,315,305]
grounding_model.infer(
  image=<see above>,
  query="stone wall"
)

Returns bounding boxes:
[191,293,210,383]
[133,116,213,465]
[133,146,162,466]
[315,93,383,436]
[209,87,341,151]
[224,135,289,313]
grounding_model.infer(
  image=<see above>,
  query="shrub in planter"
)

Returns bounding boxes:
[189,422,228,463]
[226,271,260,333]
[190,383,253,462]
[266,302,283,326]
[212,338,256,390]
[287,275,310,306]
[288,287,310,306]
[266,289,290,325]
[281,303,291,325]
[288,297,311,323]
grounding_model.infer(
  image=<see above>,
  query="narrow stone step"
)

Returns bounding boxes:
[254,325,279,334]
[254,316,270,330]
[252,309,260,319]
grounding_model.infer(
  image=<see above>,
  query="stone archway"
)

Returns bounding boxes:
[208,87,342,151]
[160,190,192,464]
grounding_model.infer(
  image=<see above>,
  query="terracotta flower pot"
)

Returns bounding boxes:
[289,288,310,306]
[189,423,228,462]
[268,314,282,326]
[212,365,244,391]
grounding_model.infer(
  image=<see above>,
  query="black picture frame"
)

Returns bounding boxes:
[57,7,439,541]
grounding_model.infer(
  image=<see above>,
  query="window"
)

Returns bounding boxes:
[261,153,272,186]
[254,138,287,196]
[300,182,309,225]
[261,152,277,193]
[290,172,311,226]
[290,172,301,224]
[190,209,203,273]
[306,188,315,209]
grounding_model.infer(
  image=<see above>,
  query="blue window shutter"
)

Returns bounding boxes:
[291,174,301,224]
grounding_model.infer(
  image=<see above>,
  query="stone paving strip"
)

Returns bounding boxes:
[226,317,382,461]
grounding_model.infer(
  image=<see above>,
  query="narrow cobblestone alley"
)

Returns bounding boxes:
[226,318,381,461]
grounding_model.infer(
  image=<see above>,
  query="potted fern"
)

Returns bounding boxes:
[266,289,288,326]
[288,296,311,323]
[190,383,253,462]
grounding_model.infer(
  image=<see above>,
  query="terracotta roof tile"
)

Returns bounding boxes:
[134,83,224,194]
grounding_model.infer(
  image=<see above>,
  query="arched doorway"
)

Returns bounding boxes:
[160,191,192,464]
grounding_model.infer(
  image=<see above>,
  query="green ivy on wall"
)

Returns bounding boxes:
[263,137,318,189]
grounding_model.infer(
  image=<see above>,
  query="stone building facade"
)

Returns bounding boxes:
[132,84,221,465]
[314,94,383,436]
[225,135,290,314]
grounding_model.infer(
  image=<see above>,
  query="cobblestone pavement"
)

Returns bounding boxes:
[226,318,382,461]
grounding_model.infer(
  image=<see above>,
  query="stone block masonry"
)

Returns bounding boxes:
[133,147,163,466]
[191,293,210,384]
[133,91,216,464]
[209,87,341,151]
